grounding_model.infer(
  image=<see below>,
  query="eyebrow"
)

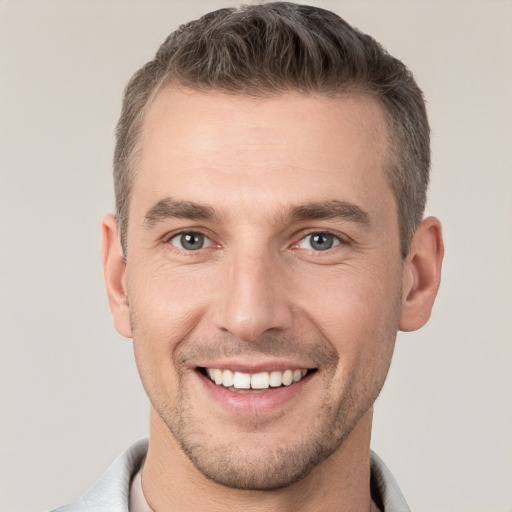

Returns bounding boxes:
[143,198,216,227]
[288,200,371,226]
[143,197,371,228]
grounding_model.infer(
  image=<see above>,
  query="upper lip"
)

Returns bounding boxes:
[195,358,315,374]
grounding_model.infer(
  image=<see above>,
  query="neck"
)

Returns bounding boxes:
[142,407,374,512]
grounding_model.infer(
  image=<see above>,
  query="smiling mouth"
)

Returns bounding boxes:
[198,367,316,392]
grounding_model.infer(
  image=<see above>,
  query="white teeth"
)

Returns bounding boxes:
[251,372,270,389]
[222,369,234,387]
[210,369,223,385]
[269,371,282,387]
[282,370,293,386]
[233,371,251,389]
[204,367,309,390]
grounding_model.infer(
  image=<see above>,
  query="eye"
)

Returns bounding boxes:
[168,232,213,251]
[297,232,341,251]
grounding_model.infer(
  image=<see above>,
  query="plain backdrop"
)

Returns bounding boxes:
[1,1,511,511]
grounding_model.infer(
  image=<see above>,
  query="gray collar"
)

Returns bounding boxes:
[370,450,411,512]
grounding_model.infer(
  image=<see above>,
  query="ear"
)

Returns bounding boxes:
[101,214,132,338]
[399,217,444,332]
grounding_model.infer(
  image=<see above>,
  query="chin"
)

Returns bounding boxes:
[179,440,336,490]
[162,399,363,491]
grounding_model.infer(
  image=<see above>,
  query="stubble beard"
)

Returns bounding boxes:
[139,331,396,492]
[162,379,373,490]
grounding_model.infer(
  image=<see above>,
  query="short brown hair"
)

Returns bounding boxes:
[114,2,430,258]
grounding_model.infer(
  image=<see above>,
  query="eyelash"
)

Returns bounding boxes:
[165,230,216,251]
[164,229,347,253]
[293,230,347,252]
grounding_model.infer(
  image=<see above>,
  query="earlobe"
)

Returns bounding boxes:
[101,214,133,338]
[399,217,444,332]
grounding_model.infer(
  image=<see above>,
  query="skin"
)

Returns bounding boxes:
[102,88,443,512]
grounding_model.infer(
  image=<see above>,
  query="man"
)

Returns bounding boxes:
[53,3,443,511]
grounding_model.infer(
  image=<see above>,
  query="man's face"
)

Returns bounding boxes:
[122,88,405,489]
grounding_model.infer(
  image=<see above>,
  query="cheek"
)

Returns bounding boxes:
[128,261,212,334]
[298,260,401,326]
[127,268,211,398]
[295,261,402,371]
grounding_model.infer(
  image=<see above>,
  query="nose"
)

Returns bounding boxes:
[212,247,293,342]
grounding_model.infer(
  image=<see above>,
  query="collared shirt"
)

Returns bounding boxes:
[51,438,411,512]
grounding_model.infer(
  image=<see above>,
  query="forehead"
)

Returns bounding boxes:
[134,87,393,220]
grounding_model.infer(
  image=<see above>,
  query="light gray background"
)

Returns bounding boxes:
[1,1,511,511]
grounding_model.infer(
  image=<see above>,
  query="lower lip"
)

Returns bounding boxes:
[197,371,313,414]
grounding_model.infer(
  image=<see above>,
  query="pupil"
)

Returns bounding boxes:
[182,233,203,250]
[311,233,333,250]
